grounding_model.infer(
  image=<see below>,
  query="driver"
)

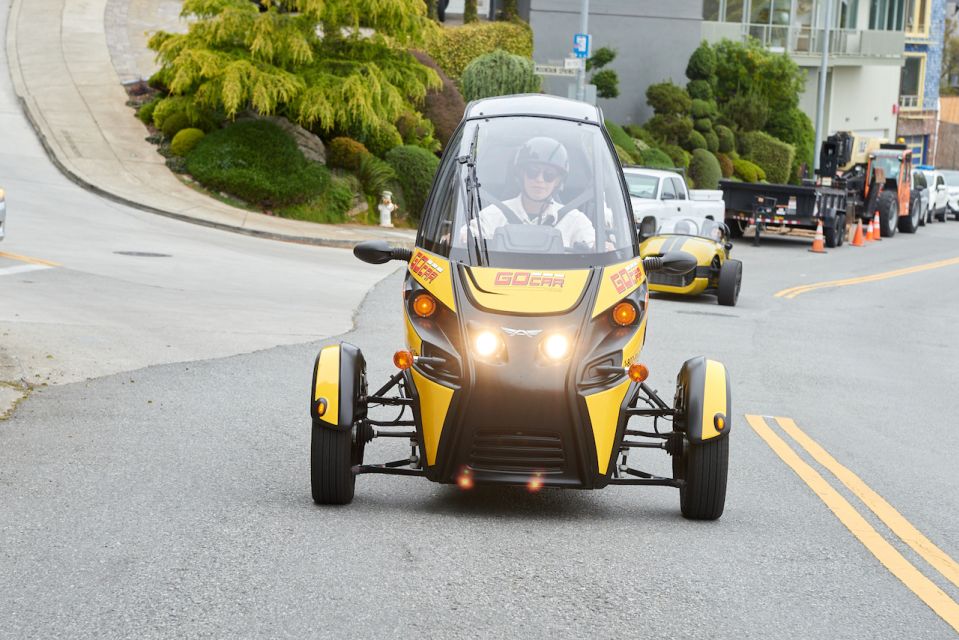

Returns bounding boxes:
[460,137,598,249]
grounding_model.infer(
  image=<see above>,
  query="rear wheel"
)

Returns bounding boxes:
[311,422,356,505]
[673,437,729,520]
[878,191,898,237]
[937,206,947,222]
[727,219,746,239]
[898,195,920,233]
[823,215,845,248]
[717,259,742,306]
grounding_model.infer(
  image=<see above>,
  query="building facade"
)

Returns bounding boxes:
[703,1,906,140]
[521,0,704,125]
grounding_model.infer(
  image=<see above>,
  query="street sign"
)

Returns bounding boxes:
[535,64,577,77]
[572,33,591,59]
[564,57,585,70]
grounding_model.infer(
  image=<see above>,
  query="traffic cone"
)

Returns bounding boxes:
[851,219,865,246]
[809,219,826,253]
[865,217,874,242]
[872,212,882,241]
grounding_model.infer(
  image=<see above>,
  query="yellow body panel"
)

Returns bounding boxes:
[700,359,728,440]
[584,379,632,475]
[591,258,646,317]
[409,249,456,312]
[313,345,340,426]
[411,368,455,466]
[639,235,723,296]
[621,315,648,366]
[465,267,590,314]
[405,314,422,355]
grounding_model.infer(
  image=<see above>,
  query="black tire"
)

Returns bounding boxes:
[717,259,742,306]
[727,218,746,239]
[836,214,845,246]
[919,203,927,226]
[823,215,844,248]
[899,195,920,233]
[673,437,729,520]
[877,191,898,238]
[936,206,947,223]
[311,422,356,505]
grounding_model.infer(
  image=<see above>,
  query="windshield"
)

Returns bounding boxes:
[417,117,636,268]
[657,215,724,241]
[940,170,959,187]
[624,174,658,199]
[871,155,902,180]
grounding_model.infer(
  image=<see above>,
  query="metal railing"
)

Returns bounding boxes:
[703,22,904,59]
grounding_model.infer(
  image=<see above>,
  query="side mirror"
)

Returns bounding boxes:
[643,251,697,276]
[638,215,657,241]
[353,240,412,265]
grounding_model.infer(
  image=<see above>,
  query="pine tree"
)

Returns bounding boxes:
[148,0,441,136]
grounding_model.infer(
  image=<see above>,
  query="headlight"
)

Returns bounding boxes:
[473,330,503,358]
[541,333,570,361]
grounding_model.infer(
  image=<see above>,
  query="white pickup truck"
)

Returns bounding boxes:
[622,167,725,225]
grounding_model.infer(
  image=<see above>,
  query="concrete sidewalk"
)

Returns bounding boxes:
[4,0,416,248]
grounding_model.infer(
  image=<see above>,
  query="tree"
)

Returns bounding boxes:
[942,15,959,97]
[644,82,693,146]
[460,49,540,102]
[148,0,441,138]
[499,0,518,20]
[464,0,478,23]
[586,47,619,99]
[712,39,805,114]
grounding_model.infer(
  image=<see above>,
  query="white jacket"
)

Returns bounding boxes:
[461,196,596,248]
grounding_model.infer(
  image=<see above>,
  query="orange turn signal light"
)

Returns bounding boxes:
[714,413,726,431]
[627,363,649,382]
[412,293,437,318]
[393,350,414,370]
[612,301,638,326]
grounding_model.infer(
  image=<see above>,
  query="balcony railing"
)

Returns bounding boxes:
[702,22,904,60]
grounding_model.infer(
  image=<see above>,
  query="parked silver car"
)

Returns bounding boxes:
[912,171,931,226]
[917,169,950,222]
[940,169,959,220]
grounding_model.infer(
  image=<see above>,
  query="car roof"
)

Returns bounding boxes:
[463,94,602,123]
[622,167,683,180]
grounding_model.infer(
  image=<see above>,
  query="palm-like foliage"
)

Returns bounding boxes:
[149,0,441,135]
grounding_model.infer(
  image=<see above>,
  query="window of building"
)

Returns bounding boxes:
[870,0,905,30]
[899,54,925,109]
[703,0,745,22]
[903,135,926,163]
[904,0,930,35]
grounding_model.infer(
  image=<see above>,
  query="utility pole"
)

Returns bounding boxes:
[575,0,590,102]
[813,0,834,173]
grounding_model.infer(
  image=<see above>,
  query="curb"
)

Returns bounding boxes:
[4,0,415,251]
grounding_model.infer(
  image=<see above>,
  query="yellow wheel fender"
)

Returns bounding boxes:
[310,342,367,429]
[674,356,731,442]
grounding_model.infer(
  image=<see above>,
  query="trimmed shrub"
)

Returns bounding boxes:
[170,128,204,157]
[606,120,640,160]
[684,129,707,152]
[327,137,370,171]
[161,112,191,138]
[614,144,634,166]
[704,130,719,153]
[722,93,769,132]
[385,145,440,222]
[694,118,713,133]
[766,106,815,182]
[460,49,540,102]
[740,131,794,184]
[186,120,329,206]
[411,51,466,148]
[686,42,717,81]
[687,79,713,101]
[688,148,722,190]
[624,124,659,149]
[691,99,713,119]
[645,114,693,147]
[363,122,403,158]
[716,125,735,153]
[358,153,398,198]
[137,98,159,126]
[426,21,533,80]
[640,147,674,169]
[152,96,218,133]
[661,144,690,169]
[280,176,356,224]
[732,158,766,182]
[395,111,439,151]
[646,82,691,116]
[716,152,734,178]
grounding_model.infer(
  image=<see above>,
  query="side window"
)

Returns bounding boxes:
[937,176,945,188]
[661,178,677,199]
[671,178,687,200]
[914,173,926,189]
[418,132,464,256]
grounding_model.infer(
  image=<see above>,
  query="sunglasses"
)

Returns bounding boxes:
[523,165,562,182]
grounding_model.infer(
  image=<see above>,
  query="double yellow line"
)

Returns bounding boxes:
[775,256,959,299]
[746,415,959,632]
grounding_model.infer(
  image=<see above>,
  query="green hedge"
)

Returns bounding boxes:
[640,147,673,169]
[385,145,440,222]
[327,137,370,171]
[361,122,403,158]
[460,49,541,102]
[766,106,815,183]
[137,98,159,126]
[732,158,766,182]
[186,120,329,206]
[426,21,533,81]
[661,144,690,169]
[605,120,640,161]
[613,144,634,166]
[170,128,204,157]
[685,129,707,151]
[740,130,794,184]
[686,79,713,101]
[280,176,355,224]
[716,125,735,153]
[691,99,713,119]
[716,152,734,178]
[704,130,719,153]
[688,149,722,190]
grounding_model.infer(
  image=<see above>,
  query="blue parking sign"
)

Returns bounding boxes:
[573,33,590,59]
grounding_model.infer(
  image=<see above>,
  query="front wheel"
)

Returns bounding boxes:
[878,191,898,238]
[899,196,920,233]
[673,437,729,520]
[717,259,742,306]
[311,422,358,505]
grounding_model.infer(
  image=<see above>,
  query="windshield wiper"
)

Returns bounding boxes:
[457,124,487,267]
